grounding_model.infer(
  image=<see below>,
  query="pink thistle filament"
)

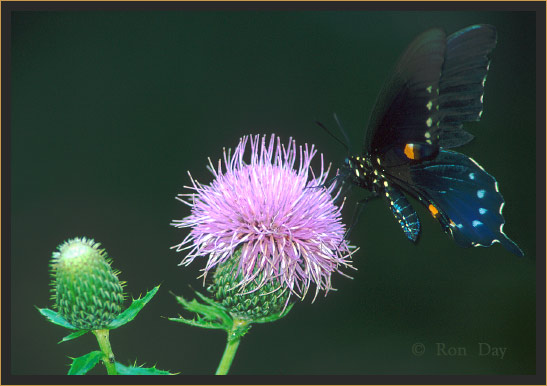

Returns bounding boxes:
[171,134,356,301]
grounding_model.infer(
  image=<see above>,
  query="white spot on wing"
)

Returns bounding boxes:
[479,208,487,215]
[477,189,486,199]
[472,220,483,227]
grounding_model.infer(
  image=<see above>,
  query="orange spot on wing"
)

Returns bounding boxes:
[428,204,439,218]
[404,143,417,160]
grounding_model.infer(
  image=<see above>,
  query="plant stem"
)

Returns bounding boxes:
[93,329,117,375]
[216,336,241,375]
[215,319,249,375]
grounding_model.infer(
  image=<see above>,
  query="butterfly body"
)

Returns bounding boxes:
[340,24,523,256]
[344,153,424,243]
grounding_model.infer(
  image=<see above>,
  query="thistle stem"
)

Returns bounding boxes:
[215,319,249,375]
[216,335,241,375]
[93,329,117,375]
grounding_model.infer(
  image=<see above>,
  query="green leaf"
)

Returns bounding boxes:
[195,290,224,307]
[67,351,103,375]
[108,285,160,329]
[168,291,233,331]
[115,361,177,375]
[59,330,88,344]
[177,293,232,324]
[36,307,77,330]
[167,315,226,330]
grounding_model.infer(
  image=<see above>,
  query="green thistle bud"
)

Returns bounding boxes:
[208,249,290,320]
[50,237,124,330]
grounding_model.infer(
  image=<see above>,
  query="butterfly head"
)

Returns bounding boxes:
[342,155,383,192]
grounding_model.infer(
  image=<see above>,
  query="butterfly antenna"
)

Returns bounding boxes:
[315,120,349,153]
[333,113,351,155]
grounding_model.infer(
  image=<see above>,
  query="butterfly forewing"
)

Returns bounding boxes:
[364,28,446,167]
[438,25,498,148]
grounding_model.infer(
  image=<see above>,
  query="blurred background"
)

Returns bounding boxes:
[10,9,536,375]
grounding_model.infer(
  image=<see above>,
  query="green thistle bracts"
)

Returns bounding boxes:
[50,237,124,330]
[208,249,289,320]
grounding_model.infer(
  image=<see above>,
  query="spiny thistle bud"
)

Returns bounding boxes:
[208,248,289,320]
[50,237,124,330]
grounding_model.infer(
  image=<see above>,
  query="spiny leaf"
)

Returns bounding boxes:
[67,351,103,375]
[167,315,227,330]
[195,290,223,307]
[59,330,88,344]
[108,285,160,329]
[37,307,77,330]
[115,361,177,375]
[173,292,232,326]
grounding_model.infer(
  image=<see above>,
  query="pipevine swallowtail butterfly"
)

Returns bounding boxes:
[332,24,523,256]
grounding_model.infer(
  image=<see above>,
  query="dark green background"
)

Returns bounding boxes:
[11,10,536,375]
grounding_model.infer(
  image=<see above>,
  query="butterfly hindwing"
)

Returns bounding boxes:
[409,150,523,256]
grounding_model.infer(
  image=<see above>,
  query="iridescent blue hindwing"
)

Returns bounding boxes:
[409,150,523,256]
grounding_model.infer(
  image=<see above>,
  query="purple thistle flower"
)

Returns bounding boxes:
[171,134,356,301]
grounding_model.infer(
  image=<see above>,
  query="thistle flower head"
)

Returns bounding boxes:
[171,134,356,303]
[50,237,125,330]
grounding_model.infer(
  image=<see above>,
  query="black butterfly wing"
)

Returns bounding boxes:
[359,25,521,254]
[364,28,446,167]
[438,25,498,148]
[407,150,523,256]
[364,25,498,164]
[358,27,446,243]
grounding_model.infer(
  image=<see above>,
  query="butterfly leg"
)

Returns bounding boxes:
[345,193,380,241]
